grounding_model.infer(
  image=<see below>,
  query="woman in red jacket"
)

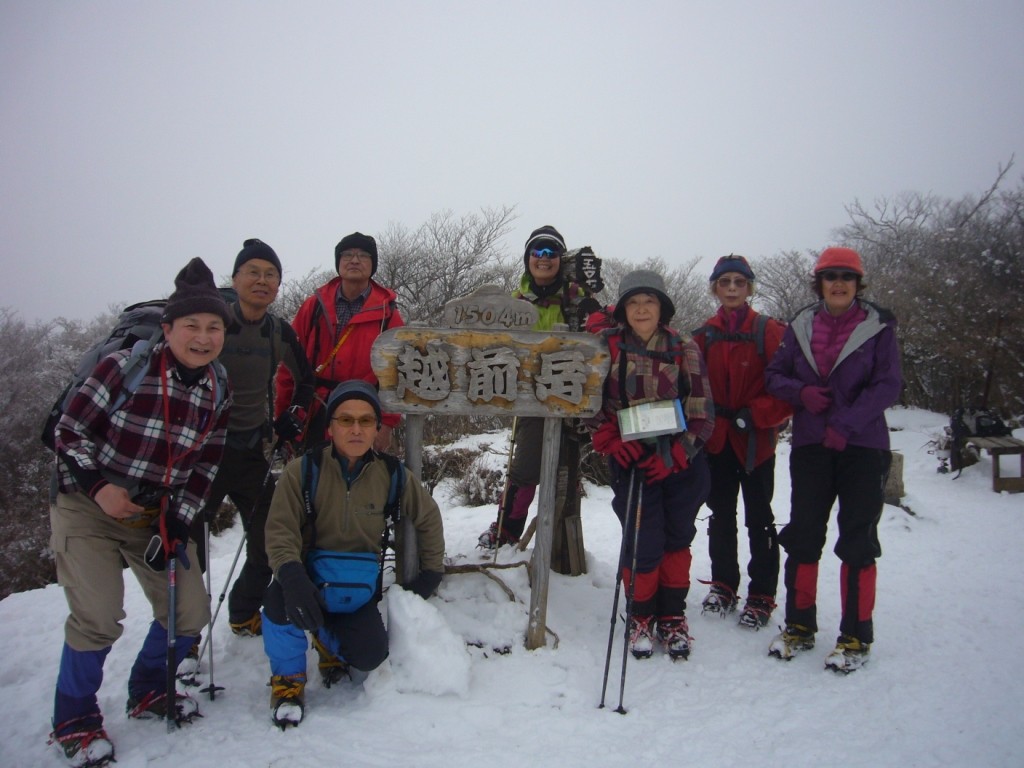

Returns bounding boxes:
[693,255,792,630]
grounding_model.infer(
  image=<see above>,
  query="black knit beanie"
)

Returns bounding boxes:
[233,238,282,276]
[334,232,378,276]
[523,225,566,271]
[162,257,231,325]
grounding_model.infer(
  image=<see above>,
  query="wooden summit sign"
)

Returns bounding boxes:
[371,286,609,419]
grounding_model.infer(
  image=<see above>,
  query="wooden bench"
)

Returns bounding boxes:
[965,436,1024,493]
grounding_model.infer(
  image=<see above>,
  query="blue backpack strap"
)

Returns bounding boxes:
[301,449,323,550]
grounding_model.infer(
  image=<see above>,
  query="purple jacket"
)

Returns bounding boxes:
[765,300,902,450]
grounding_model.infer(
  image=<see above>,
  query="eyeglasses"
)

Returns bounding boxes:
[820,271,858,282]
[331,415,378,429]
[530,248,561,260]
[716,277,749,289]
[339,251,372,263]
[239,267,280,283]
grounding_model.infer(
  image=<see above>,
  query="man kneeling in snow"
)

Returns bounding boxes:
[261,380,445,727]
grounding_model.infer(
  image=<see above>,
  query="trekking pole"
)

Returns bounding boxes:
[166,555,177,733]
[200,519,224,701]
[599,467,637,709]
[493,416,518,565]
[614,480,645,715]
[196,439,283,679]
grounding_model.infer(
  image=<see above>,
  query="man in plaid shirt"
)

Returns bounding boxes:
[48,258,232,767]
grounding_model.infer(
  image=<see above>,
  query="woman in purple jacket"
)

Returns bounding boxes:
[764,247,902,674]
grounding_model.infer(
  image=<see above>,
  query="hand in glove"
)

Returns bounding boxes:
[273,406,306,441]
[144,514,192,572]
[823,426,848,452]
[732,407,754,433]
[277,561,325,631]
[799,386,832,415]
[592,422,645,469]
[638,453,672,483]
[403,569,443,600]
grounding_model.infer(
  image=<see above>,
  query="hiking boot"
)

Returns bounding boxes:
[230,611,263,637]
[656,615,693,661]
[176,638,201,685]
[824,634,870,674]
[126,690,200,724]
[311,634,349,688]
[628,614,656,659]
[50,720,115,768]
[701,583,738,616]
[270,674,306,729]
[768,623,816,661]
[477,522,519,550]
[738,594,777,630]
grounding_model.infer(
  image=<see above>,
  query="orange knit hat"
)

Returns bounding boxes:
[814,247,864,276]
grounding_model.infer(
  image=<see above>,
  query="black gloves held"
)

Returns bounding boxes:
[274,406,306,441]
[144,514,192,572]
[277,561,325,631]
[403,569,443,600]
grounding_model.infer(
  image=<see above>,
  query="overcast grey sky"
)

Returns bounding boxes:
[2,1,1022,322]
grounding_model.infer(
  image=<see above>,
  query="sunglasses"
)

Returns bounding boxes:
[530,248,560,260]
[820,271,859,282]
[716,277,749,289]
[331,415,378,429]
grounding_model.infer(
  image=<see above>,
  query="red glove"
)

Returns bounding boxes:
[638,453,672,483]
[592,422,645,468]
[823,426,847,451]
[670,441,690,472]
[800,386,832,415]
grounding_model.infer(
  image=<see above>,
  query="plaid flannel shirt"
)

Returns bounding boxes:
[591,325,714,455]
[55,344,231,526]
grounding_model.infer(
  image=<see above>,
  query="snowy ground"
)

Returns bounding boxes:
[3,408,1022,767]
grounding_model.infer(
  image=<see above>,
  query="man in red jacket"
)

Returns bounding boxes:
[693,255,792,630]
[276,232,404,451]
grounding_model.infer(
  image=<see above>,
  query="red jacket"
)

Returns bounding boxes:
[694,306,791,469]
[276,277,404,427]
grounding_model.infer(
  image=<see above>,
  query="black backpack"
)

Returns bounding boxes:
[949,406,1013,473]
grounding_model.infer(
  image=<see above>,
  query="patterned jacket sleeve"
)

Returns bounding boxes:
[679,338,715,454]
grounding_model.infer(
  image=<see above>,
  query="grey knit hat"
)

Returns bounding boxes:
[613,269,675,324]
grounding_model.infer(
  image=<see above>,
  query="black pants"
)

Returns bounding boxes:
[705,450,779,598]
[263,578,389,672]
[191,441,275,624]
[779,444,890,642]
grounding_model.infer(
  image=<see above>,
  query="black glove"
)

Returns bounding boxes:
[273,406,305,441]
[144,514,192,572]
[403,569,443,600]
[732,407,754,434]
[277,561,325,630]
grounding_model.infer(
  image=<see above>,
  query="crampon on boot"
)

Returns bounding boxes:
[738,594,777,630]
[126,690,200,725]
[824,634,870,674]
[628,615,655,660]
[656,615,693,661]
[311,633,350,688]
[476,521,520,550]
[700,582,738,616]
[768,623,816,661]
[49,718,115,768]
[229,611,263,637]
[270,674,306,729]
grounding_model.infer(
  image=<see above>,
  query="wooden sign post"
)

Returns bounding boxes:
[371,286,609,649]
